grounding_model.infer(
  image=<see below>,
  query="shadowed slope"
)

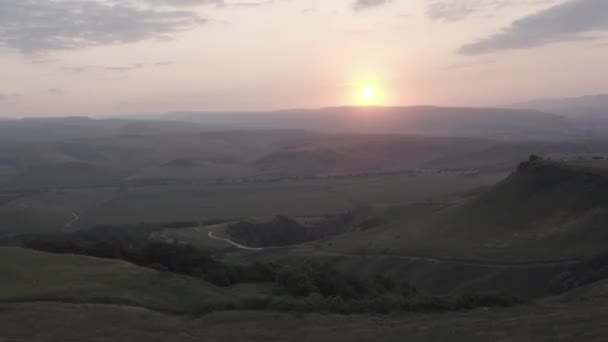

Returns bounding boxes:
[322,158,608,262]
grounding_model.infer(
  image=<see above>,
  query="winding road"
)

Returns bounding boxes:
[64,212,80,229]
[207,232,264,251]
[207,231,306,251]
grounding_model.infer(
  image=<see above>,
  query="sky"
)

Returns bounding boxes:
[1,0,608,116]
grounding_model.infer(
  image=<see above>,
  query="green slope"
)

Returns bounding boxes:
[0,247,239,313]
[2,292,608,342]
[319,158,608,262]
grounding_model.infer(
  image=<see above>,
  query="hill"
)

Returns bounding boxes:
[0,247,240,313]
[508,94,608,120]
[1,284,608,341]
[316,157,608,262]
[1,118,607,190]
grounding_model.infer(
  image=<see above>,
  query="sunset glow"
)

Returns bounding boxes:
[1,1,606,115]
[357,85,384,106]
[363,87,377,101]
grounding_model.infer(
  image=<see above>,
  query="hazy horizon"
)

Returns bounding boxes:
[1,0,608,117]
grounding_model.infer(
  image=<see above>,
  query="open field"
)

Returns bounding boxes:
[0,188,124,236]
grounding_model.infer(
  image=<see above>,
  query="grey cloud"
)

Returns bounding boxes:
[106,63,145,71]
[145,0,275,8]
[63,63,169,72]
[353,0,392,10]
[427,1,477,21]
[224,1,276,8]
[145,0,224,5]
[459,0,608,55]
[62,66,91,72]
[30,58,57,64]
[427,1,555,22]
[0,0,203,53]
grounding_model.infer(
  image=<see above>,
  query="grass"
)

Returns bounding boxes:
[315,159,608,262]
[151,224,232,251]
[2,294,608,341]
[0,247,270,314]
[0,207,70,237]
[79,172,504,226]
[243,251,571,300]
[0,188,124,236]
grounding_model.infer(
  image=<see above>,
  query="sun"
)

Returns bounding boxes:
[362,86,377,101]
[359,85,382,106]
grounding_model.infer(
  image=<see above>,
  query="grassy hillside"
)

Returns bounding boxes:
[0,247,242,313]
[2,293,608,341]
[78,172,503,226]
[318,158,608,262]
[0,207,71,237]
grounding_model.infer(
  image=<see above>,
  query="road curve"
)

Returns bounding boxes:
[207,232,264,251]
[64,212,79,228]
[207,231,306,251]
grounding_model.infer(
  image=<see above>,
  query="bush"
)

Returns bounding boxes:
[20,226,523,315]
[552,253,608,293]
[451,293,521,309]
[226,213,356,247]
[20,227,277,287]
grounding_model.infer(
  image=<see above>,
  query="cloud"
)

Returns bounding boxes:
[62,66,92,73]
[0,0,203,53]
[155,61,175,66]
[29,58,57,65]
[459,0,608,55]
[62,62,171,72]
[105,63,145,72]
[145,0,276,8]
[353,0,392,11]
[427,0,554,22]
[427,1,477,21]
[145,0,224,5]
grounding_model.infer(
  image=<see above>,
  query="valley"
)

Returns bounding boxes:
[1,118,608,341]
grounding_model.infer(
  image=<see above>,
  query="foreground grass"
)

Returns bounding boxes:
[0,247,248,314]
[1,298,608,342]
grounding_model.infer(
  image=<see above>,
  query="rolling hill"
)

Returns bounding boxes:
[318,157,608,262]
[2,279,608,341]
[1,117,607,190]
[508,94,608,120]
[0,247,236,314]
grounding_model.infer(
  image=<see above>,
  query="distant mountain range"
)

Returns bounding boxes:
[165,106,578,140]
[507,94,608,120]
